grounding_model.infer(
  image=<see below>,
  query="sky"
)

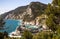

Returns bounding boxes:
[0,0,52,15]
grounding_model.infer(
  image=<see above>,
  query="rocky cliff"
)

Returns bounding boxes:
[1,2,47,22]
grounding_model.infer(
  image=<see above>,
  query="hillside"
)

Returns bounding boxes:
[1,2,47,22]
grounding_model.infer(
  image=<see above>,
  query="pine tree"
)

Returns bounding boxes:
[45,0,60,32]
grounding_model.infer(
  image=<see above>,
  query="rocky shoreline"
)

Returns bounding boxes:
[9,22,44,37]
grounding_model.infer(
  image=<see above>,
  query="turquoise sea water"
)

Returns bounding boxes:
[0,19,39,34]
[0,19,22,33]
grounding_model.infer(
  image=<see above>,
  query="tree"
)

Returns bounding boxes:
[3,31,8,37]
[0,32,4,39]
[44,0,60,32]
[46,14,57,32]
[44,3,52,15]
[52,0,60,6]
[32,31,53,39]
[22,30,33,39]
